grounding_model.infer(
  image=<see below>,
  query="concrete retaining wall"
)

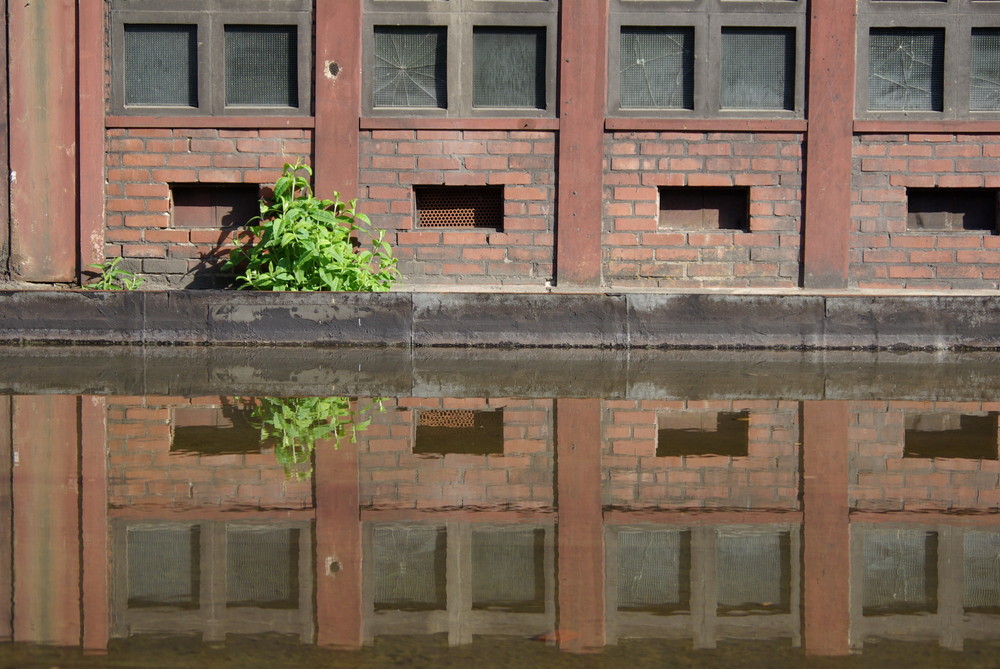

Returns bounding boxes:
[0,289,999,349]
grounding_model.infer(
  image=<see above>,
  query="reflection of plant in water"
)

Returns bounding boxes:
[242,396,383,478]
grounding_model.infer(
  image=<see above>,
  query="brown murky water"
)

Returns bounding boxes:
[2,347,1000,667]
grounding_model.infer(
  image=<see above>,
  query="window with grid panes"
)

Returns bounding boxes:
[609,0,806,117]
[858,0,1000,118]
[364,0,558,117]
[110,0,311,116]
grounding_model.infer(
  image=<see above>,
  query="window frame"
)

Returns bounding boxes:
[110,0,313,117]
[857,0,1000,120]
[608,0,807,118]
[363,0,559,117]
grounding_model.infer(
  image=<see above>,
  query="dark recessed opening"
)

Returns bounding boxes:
[171,405,261,455]
[414,409,504,456]
[657,411,750,457]
[906,188,998,233]
[904,413,999,459]
[414,186,504,230]
[658,187,749,231]
[172,184,260,228]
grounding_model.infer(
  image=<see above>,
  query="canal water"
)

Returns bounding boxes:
[2,346,1000,667]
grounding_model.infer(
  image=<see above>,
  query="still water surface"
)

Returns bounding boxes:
[3,347,1000,667]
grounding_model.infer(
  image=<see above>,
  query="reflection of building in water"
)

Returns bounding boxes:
[3,394,1000,657]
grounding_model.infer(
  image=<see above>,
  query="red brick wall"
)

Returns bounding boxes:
[104,128,312,287]
[601,399,801,510]
[851,133,1000,289]
[106,397,314,510]
[356,397,555,510]
[849,400,1000,511]
[359,129,556,286]
[604,131,803,288]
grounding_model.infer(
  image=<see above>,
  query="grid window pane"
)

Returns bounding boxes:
[473,28,546,109]
[868,29,944,112]
[620,27,694,109]
[226,527,299,608]
[225,25,298,107]
[721,28,794,110]
[124,24,198,107]
[972,29,1000,111]
[374,27,448,108]
[127,526,200,608]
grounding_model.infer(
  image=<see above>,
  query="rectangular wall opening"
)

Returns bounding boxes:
[658,187,749,231]
[906,188,999,233]
[657,410,750,457]
[414,186,504,230]
[172,184,260,228]
[414,409,504,456]
[904,412,999,459]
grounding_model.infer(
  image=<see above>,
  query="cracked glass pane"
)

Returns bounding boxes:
[619,27,694,109]
[473,28,546,109]
[868,29,944,112]
[721,28,795,111]
[374,27,447,108]
[972,29,1000,111]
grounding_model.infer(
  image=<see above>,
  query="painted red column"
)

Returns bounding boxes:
[0,397,12,641]
[555,0,608,286]
[78,0,107,278]
[802,401,851,656]
[8,0,79,281]
[802,0,857,288]
[12,396,81,645]
[314,1,362,200]
[556,398,605,652]
[80,396,108,652]
[315,439,364,648]
[0,3,8,273]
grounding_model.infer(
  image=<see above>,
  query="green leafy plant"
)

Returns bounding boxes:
[243,396,382,478]
[223,162,399,291]
[82,257,144,290]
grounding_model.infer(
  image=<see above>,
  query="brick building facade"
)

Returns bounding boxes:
[5,1,1000,290]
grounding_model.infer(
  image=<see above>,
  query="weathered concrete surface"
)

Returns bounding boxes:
[2,290,1000,350]
[3,346,1000,401]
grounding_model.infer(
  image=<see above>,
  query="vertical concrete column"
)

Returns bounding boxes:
[0,5,9,274]
[12,395,81,645]
[7,0,79,281]
[314,1,362,200]
[80,396,108,652]
[555,0,608,287]
[77,0,107,278]
[802,0,857,288]
[802,401,851,656]
[556,399,605,652]
[315,439,364,648]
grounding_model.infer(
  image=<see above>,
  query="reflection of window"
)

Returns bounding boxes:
[858,2,1000,118]
[610,0,805,117]
[472,527,545,612]
[226,527,299,609]
[414,409,504,455]
[904,412,999,459]
[127,524,200,609]
[862,529,938,616]
[617,529,691,613]
[373,525,447,611]
[964,531,1000,613]
[111,0,311,115]
[365,0,557,117]
[657,410,749,458]
[716,528,790,615]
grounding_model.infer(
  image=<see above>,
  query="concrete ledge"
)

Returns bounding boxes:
[0,289,999,349]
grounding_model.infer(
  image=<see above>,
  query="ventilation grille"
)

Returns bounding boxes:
[225,25,298,107]
[415,187,504,229]
[418,409,476,429]
[124,24,198,107]
[869,29,944,111]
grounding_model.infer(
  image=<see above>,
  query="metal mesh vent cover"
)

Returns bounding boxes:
[869,29,944,111]
[418,409,476,429]
[415,187,504,229]
[374,27,448,108]
[971,29,1000,111]
[124,24,198,107]
[721,28,795,111]
[225,25,298,107]
[473,27,546,109]
[620,27,694,109]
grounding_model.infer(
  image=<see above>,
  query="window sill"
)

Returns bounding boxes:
[107,116,315,129]
[605,118,808,133]
[855,120,1000,134]
[361,117,560,131]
